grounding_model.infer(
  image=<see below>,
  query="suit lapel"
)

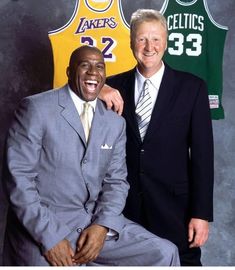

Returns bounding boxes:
[88,99,105,145]
[144,64,177,143]
[58,85,86,145]
[122,69,142,143]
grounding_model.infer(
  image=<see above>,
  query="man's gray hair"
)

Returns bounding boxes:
[130,9,168,37]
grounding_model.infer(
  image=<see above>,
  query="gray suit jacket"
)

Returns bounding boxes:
[4,85,129,265]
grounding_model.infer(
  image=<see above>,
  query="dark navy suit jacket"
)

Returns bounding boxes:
[107,63,214,254]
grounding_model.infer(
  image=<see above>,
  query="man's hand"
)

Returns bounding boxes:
[188,218,209,248]
[73,224,108,265]
[44,239,75,266]
[99,84,124,115]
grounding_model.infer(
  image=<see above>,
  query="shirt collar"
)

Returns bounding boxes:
[136,61,165,92]
[68,85,97,115]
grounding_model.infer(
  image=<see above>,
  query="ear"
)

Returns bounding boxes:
[66,67,70,78]
[130,39,134,51]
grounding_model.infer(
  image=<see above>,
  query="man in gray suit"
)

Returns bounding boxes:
[3,45,180,266]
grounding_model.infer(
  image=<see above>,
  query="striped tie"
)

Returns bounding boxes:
[135,79,152,141]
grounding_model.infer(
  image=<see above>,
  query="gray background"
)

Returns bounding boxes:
[0,0,234,266]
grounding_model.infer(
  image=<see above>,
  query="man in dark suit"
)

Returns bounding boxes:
[100,9,214,266]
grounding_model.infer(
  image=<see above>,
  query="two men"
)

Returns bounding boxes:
[101,9,214,266]
[3,45,179,266]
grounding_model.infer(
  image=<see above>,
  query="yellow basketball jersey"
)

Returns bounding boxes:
[48,0,136,88]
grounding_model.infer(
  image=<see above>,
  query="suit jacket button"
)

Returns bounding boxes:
[83,158,87,164]
[77,228,82,233]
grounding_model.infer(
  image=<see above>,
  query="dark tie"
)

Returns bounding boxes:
[135,79,152,141]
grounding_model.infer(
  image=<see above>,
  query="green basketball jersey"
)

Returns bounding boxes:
[161,0,228,119]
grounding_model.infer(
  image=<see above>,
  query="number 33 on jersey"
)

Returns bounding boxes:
[162,0,228,119]
[49,0,136,88]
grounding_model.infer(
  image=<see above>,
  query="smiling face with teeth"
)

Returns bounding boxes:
[131,20,167,78]
[67,46,106,102]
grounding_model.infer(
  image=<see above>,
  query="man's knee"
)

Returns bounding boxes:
[151,238,180,266]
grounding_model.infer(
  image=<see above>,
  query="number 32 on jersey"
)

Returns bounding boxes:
[81,36,117,62]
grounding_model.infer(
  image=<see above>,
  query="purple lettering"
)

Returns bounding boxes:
[75,17,118,34]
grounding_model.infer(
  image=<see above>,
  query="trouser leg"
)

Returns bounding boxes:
[89,219,180,266]
[180,247,202,266]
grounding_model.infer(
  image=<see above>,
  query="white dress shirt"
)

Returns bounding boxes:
[68,86,96,125]
[135,62,165,110]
